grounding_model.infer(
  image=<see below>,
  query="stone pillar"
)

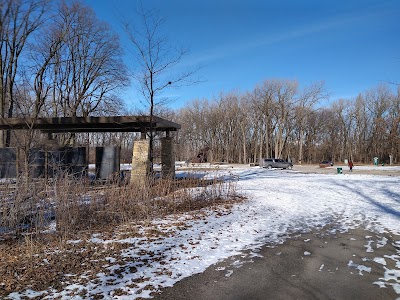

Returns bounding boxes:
[130,139,150,185]
[161,137,175,180]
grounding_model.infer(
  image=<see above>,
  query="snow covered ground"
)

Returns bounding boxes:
[7,165,400,299]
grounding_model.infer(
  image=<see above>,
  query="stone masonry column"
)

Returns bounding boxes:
[130,139,150,185]
[161,136,175,180]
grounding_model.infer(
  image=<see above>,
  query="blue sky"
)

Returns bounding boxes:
[82,0,400,110]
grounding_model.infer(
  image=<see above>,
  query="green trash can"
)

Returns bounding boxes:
[337,167,343,174]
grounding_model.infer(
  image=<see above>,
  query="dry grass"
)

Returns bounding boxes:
[0,232,121,296]
[0,171,242,297]
[0,171,241,240]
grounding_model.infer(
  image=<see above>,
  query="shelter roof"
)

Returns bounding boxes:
[0,115,180,133]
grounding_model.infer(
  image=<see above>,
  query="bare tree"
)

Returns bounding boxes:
[252,81,275,161]
[271,80,298,159]
[175,100,208,162]
[364,85,391,160]
[296,81,327,164]
[41,1,128,119]
[387,88,400,163]
[122,5,199,170]
[351,94,369,162]
[18,1,128,147]
[0,0,47,146]
[238,95,252,164]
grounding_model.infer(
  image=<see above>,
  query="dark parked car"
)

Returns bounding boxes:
[260,158,293,169]
[319,160,334,167]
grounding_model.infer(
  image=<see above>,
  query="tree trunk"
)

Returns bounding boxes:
[298,127,304,164]
[242,126,247,164]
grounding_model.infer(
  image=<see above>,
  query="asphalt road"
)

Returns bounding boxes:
[293,164,400,176]
[153,227,399,300]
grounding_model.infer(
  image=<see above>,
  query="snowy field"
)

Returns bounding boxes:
[7,165,400,299]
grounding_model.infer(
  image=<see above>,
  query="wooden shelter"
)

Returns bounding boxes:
[0,115,180,182]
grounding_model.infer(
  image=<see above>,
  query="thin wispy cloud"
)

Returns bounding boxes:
[182,8,392,68]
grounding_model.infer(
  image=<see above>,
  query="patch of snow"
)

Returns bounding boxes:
[375,267,400,295]
[40,221,57,234]
[350,165,400,171]
[348,260,372,276]
[225,270,233,277]
[362,257,369,262]
[373,281,387,288]
[365,240,374,253]
[384,254,400,262]
[382,267,400,282]
[67,239,83,244]
[373,257,387,266]
[249,251,263,258]
[377,237,388,248]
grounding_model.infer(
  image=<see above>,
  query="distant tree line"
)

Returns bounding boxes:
[173,81,399,165]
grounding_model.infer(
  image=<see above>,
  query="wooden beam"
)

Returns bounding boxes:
[0,115,180,133]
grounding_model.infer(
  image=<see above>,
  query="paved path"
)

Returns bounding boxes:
[154,227,400,300]
[293,164,400,176]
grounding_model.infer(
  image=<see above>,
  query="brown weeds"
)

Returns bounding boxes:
[0,170,242,298]
[1,170,240,241]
